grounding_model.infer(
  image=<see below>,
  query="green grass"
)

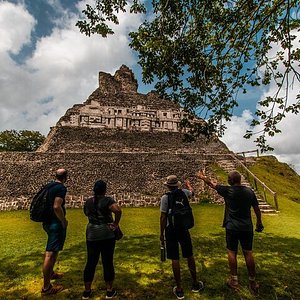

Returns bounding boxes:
[0,203,299,300]
[247,156,300,228]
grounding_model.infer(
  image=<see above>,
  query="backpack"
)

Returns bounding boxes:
[167,189,194,230]
[30,182,59,222]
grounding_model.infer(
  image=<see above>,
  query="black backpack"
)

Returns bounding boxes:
[167,189,194,230]
[30,182,59,222]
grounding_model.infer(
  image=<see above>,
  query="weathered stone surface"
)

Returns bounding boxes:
[0,65,231,211]
[37,127,225,154]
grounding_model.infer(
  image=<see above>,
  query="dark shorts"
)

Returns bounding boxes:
[43,221,66,252]
[165,227,193,260]
[226,229,253,252]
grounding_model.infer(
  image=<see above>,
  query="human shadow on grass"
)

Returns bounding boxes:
[0,233,299,299]
[193,232,300,300]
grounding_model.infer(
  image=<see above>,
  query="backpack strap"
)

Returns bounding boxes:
[45,182,62,205]
[45,181,61,190]
[166,190,177,228]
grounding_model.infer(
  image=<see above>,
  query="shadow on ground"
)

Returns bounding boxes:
[0,232,299,299]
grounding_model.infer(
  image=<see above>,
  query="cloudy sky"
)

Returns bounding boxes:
[0,0,300,173]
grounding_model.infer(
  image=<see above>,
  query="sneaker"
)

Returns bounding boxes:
[192,281,204,292]
[82,290,93,299]
[173,286,185,299]
[226,277,240,291]
[41,284,64,296]
[106,288,117,299]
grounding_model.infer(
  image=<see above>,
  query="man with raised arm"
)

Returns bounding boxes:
[41,168,68,296]
[197,169,263,294]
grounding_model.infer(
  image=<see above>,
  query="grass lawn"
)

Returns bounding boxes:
[0,203,299,300]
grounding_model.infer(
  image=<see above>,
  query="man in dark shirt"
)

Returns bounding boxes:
[197,169,263,294]
[41,168,68,296]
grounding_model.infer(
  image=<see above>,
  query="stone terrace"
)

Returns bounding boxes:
[38,126,227,154]
[0,152,221,210]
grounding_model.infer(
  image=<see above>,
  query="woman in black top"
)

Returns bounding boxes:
[82,180,122,300]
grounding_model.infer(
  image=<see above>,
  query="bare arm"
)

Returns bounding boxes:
[196,169,218,190]
[53,197,68,228]
[253,205,264,232]
[185,179,194,195]
[109,203,122,226]
[160,212,167,244]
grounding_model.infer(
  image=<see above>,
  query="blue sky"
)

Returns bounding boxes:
[0,0,300,172]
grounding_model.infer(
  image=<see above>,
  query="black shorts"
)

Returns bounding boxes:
[165,227,193,260]
[226,229,253,252]
[43,221,66,252]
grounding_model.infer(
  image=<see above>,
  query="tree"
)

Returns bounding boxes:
[0,130,45,152]
[76,0,300,151]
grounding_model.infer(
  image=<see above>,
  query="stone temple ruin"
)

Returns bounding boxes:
[0,65,233,211]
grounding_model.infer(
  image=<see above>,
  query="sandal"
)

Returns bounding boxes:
[51,272,64,279]
[226,277,240,291]
[41,284,64,296]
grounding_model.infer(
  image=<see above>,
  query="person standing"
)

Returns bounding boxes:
[41,168,68,296]
[82,180,122,300]
[197,169,263,294]
[160,175,204,300]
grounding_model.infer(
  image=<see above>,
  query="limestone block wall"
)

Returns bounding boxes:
[0,152,219,211]
[37,127,228,154]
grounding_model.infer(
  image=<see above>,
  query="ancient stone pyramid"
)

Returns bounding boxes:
[0,65,231,210]
[38,65,211,154]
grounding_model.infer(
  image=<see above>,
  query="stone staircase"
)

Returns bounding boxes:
[217,158,278,214]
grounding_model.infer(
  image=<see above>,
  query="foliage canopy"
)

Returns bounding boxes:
[0,130,45,152]
[76,0,300,151]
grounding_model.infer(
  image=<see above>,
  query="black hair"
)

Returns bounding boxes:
[93,180,107,195]
[93,180,107,208]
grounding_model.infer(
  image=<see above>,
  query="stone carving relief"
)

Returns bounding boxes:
[59,101,188,132]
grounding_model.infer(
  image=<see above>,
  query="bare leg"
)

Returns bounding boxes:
[187,256,197,285]
[226,250,240,290]
[43,251,58,290]
[243,250,259,294]
[106,280,113,291]
[242,250,255,278]
[227,250,238,276]
[172,260,182,290]
[84,282,92,292]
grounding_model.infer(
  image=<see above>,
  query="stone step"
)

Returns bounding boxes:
[259,204,273,208]
[260,209,278,214]
[217,158,278,215]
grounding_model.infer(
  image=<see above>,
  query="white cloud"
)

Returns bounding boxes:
[221,110,257,152]
[0,2,35,53]
[0,1,144,135]
[221,107,300,174]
